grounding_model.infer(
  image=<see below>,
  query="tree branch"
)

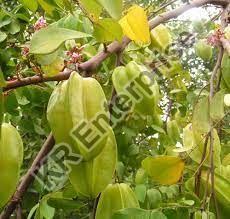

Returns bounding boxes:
[3,0,229,92]
[194,133,210,196]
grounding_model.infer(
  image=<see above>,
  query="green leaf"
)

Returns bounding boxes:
[60,0,73,13]
[37,200,55,219]
[94,18,123,43]
[163,208,189,219]
[35,49,60,66]
[0,68,6,87]
[53,0,74,14]
[47,198,83,210]
[96,0,122,20]
[112,208,148,219]
[180,199,194,206]
[142,156,185,185]
[19,0,38,12]
[146,189,162,209]
[173,123,195,153]
[189,129,221,167]
[135,168,148,184]
[215,165,230,181]
[0,31,7,42]
[134,184,146,203]
[222,53,230,89]
[78,0,102,21]
[223,153,230,166]
[55,14,81,31]
[5,92,18,115]
[150,211,167,219]
[192,96,210,136]
[27,204,39,219]
[0,16,12,28]
[30,26,91,54]
[8,21,20,35]
[167,120,180,144]
[37,0,56,16]
[112,208,167,219]
[210,90,225,121]
[151,124,166,134]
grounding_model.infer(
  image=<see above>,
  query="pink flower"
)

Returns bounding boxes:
[65,47,83,64]
[34,17,47,31]
[207,29,224,47]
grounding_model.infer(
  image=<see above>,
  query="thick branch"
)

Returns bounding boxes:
[0,134,55,219]
[3,0,229,92]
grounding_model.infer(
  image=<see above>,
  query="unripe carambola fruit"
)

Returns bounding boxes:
[151,24,172,51]
[95,183,139,219]
[146,188,162,209]
[186,167,230,219]
[112,61,160,116]
[193,211,215,219]
[69,128,117,198]
[195,40,213,61]
[47,72,111,161]
[135,168,148,184]
[167,120,180,144]
[0,123,23,208]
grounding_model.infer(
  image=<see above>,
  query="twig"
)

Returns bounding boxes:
[194,133,210,196]
[109,52,122,121]
[164,98,173,132]
[15,204,22,219]
[148,0,178,18]
[202,170,211,209]
[91,194,100,219]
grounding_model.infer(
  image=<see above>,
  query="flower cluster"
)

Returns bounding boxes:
[21,46,30,57]
[65,46,84,64]
[34,17,47,31]
[207,29,224,47]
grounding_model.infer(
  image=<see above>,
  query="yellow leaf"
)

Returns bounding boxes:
[142,156,184,185]
[119,5,150,44]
